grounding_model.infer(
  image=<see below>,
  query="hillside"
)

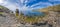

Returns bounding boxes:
[36,5,60,13]
[14,5,60,27]
[0,5,11,13]
[32,4,60,27]
[0,5,60,27]
[0,5,20,27]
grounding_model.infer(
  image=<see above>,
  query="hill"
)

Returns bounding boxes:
[35,5,60,13]
[0,5,20,27]
[0,5,11,13]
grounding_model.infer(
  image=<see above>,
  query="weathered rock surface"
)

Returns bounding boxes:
[0,6,60,27]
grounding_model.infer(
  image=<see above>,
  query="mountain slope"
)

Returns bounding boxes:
[36,5,60,13]
[0,5,11,13]
[0,5,20,27]
[33,4,60,27]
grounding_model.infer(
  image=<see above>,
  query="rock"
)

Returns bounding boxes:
[32,21,47,26]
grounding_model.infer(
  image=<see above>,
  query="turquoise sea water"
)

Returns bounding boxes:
[22,10,45,17]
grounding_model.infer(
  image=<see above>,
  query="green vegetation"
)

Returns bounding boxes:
[0,5,9,10]
[35,4,60,12]
[15,9,19,17]
[0,5,10,15]
[52,5,60,12]
[15,4,60,24]
[32,4,60,16]
[0,12,3,14]
[15,10,46,24]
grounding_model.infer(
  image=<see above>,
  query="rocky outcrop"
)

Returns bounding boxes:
[0,5,60,27]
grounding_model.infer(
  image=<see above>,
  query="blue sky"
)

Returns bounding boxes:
[0,0,60,11]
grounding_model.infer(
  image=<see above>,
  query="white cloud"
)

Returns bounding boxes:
[0,0,57,12]
[0,0,17,11]
[49,0,60,2]
[0,0,5,4]
[20,0,24,3]
[31,2,53,8]
[5,4,16,11]
[0,0,3,3]
[0,0,30,11]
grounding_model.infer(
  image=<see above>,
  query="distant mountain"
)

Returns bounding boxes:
[34,5,60,13]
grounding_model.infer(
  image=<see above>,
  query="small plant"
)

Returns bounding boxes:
[15,11,46,24]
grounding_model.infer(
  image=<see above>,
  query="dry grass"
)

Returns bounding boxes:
[0,12,3,14]
[15,13,46,24]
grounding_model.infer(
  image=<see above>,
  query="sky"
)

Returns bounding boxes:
[0,0,60,11]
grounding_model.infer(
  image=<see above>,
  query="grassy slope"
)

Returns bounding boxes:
[0,5,10,14]
[16,4,60,24]
[37,5,60,12]
[0,5,9,10]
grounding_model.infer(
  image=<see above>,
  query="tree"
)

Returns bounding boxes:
[15,8,19,16]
